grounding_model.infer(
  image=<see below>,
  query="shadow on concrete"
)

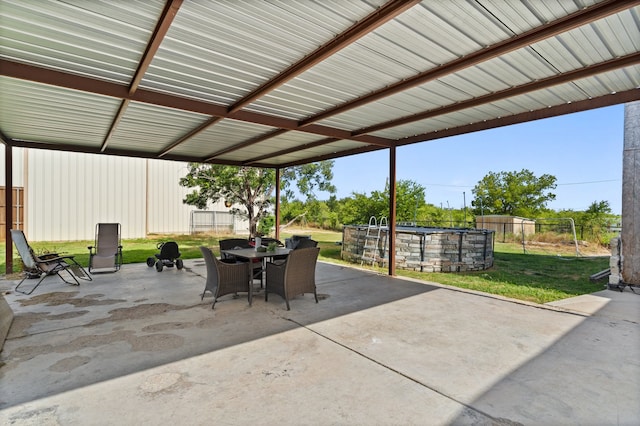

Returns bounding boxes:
[1,260,638,424]
[0,260,439,408]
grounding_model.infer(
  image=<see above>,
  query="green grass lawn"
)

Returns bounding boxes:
[1,229,609,304]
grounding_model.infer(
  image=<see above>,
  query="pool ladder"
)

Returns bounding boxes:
[361,216,388,266]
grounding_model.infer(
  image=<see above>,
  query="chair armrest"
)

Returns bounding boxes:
[35,254,71,265]
[38,252,60,260]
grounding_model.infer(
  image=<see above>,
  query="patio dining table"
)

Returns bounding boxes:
[220,247,292,288]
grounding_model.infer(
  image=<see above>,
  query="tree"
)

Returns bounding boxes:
[180,165,274,236]
[394,180,426,222]
[471,169,557,217]
[179,161,336,237]
[583,200,615,243]
[276,162,336,229]
[336,179,426,225]
[280,162,336,202]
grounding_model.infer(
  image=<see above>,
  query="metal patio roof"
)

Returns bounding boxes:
[1,0,639,168]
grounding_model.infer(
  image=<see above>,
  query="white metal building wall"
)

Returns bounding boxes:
[146,159,199,235]
[25,150,147,241]
[0,146,25,186]
[2,147,249,241]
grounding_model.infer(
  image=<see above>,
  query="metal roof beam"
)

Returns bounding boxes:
[101,0,183,152]
[299,0,639,127]
[130,0,183,95]
[0,60,395,148]
[159,116,223,158]
[227,0,420,114]
[277,144,385,168]
[397,89,640,146]
[354,53,640,135]
[6,138,245,166]
[243,137,340,165]
[204,129,289,162]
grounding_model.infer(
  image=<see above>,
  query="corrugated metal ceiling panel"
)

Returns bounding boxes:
[170,119,275,158]
[141,0,386,105]
[248,0,512,120]
[315,8,640,134]
[0,77,119,147]
[263,139,368,166]
[0,1,637,169]
[0,0,163,84]
[216,131,327,162]
[369,67,640,141]
[108,102,209,153]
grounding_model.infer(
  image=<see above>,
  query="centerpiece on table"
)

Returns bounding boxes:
[266,242,278,252]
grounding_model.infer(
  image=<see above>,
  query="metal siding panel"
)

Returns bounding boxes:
[0,0,165,84]
[146,160,193,234]
[25,150,146,241]
[108,102,209,153]
[142,0,386,104]
[171,119,274,158]
[249,0,522,120]
[0,78,121,148]
[0,146,25,186]
[218,132,326,161]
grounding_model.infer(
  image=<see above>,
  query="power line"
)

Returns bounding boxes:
[424,178,620,188]
[556,179,620,186]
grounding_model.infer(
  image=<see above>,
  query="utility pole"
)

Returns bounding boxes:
[463,191,467,227]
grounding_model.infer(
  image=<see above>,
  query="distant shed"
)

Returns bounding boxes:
[476,215,535,237]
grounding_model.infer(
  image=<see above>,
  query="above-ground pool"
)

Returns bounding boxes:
[341,225,494,272]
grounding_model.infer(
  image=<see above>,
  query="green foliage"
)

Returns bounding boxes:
[471,169,557,217]
[280,199,307,224]
[258,215,275,236]
[337,179,427,225]
[554,200,618,244]
[180,164,275,236]
[280,161,336,201]
[337,192,383,225]
[393,180,426,222]
[179,161,336,237]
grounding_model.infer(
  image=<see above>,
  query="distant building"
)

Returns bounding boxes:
[1,148,248,241]
[476,215,535,238]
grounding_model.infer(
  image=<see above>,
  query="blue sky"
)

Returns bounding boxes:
[328,104,625,215]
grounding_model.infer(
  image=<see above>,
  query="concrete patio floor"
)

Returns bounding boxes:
[0,259,638,425]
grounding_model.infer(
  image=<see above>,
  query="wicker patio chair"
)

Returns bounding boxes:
[218,238,251,262]
[293,238,318,249]
[272,238,318,265]
[219,237,263,285]
[265,246,320,310]
[200,246,252,309]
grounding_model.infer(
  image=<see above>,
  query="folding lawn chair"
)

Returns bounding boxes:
[11,229,92,295]
[88,223,123,273]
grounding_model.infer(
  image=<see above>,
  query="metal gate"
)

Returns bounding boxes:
[189,210,236,234]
